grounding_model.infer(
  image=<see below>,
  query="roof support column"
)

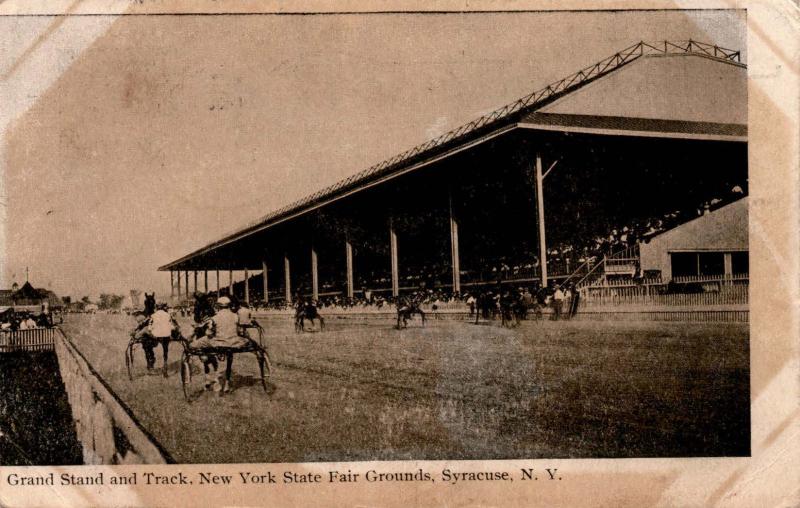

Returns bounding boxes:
[345,236,354,299]
[193,271,198,295]
[284,254,292,304]
[170,271,175,298]
[215,270,220,295]
[449,187,461,295]
[723,252,733,283]
[204,270,208,293]
[229,270,234,298]
[176,270,181,298]
[184,271,189,299]
[390,217,399,297]
[535,153,548,287]
[244,268,250,305]
[311,246,319,301]
[262,260,269,303]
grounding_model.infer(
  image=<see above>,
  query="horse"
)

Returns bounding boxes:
[129,303,182,378]
[396,300,425,329]
[143,292,156,317]
[474,292,498,324]
[499,293,517,328]
[515,297,534,323]
[295,301,324,332]
[193,292,215,325]
[188,293,225,383]
[189,294,216,344]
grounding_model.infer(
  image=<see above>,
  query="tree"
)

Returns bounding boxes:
[98,293,125,310]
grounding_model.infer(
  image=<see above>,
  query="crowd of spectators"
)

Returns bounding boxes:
[479,182,746,280]
[0,310,53,331]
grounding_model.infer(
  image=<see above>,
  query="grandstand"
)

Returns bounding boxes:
[159,40,747,318]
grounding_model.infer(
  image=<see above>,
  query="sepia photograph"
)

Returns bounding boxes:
[0,7,755,471]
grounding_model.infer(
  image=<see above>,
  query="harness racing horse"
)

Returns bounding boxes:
[396,300,426,329]
[512,297,529,324]
[127,302,183,380]
[499,293,517,328]
[295,301,325,332]
[474,292,498,324]
[190,293,221,379]
[143,292,156,316]
[193,292,215,325]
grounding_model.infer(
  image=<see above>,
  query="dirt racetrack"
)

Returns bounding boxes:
[60,314,749,463]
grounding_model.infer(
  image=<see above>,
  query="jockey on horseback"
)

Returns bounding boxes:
[396,293,425,329]
[294,296,324,332]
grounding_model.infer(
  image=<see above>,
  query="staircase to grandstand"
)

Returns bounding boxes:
[559,243,748,322]
[560,245,641,291]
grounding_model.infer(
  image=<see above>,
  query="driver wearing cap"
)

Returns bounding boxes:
[190,296,250,393]
[192,296,249,348]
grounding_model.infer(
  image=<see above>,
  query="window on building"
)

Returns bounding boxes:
[671,252,729,278]
[671,252,698,277]
[698,252,725,276]
[731,251,749,275]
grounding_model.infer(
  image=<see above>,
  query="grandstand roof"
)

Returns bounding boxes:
[160,40,746,271]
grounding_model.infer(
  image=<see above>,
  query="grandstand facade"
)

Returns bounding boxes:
[159,41,747,309]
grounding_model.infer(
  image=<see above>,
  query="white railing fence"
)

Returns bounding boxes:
[0,327,56,352]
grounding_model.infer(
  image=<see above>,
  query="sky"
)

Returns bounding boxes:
[0,9,745,299]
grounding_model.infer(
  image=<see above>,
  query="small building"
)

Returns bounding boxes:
[0,281,63,313]
[639,197,748,282]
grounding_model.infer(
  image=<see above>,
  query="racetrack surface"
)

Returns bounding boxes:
[61,314,749,463]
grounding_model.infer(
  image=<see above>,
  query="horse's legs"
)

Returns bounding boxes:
[202,355,220,389]
[143,340,156,369]
[208,355,219,371]
[223,353,234,392]
[318,316,324,331]
[161,339,170,377]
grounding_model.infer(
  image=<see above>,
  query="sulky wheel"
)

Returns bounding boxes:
[263,350,273,379]
[256,349,271,392]
[256,325,265,348]
[125,342,135,381]
[180,353,192,402]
